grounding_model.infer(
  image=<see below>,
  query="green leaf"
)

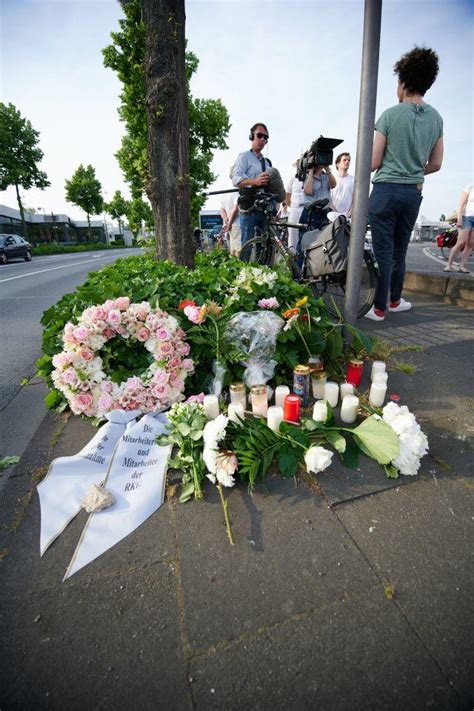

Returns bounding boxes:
[179,481,195,503]
[190,429,204,441]
[325,430,346,453]
[45,389,62,409]
[384,463,400,479]
[178,422,191,437]
[278,450,299,478]
[340,438,359,469]
[352,416,400,465]
[345,324,373,354]
[0,455,20,471]
[325,329,344,360]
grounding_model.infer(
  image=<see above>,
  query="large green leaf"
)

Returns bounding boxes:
[351,416,399,465]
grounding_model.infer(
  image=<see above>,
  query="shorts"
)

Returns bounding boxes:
[461,215,474,230]
[229,225,242,254]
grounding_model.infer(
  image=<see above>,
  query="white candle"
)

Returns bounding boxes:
[373,372,388,385]
[229,383,246,408]
[324,381,339,408]
[228,402,244,424]
[251,385,268,416]
[340,382,354,399]
[203,394,219,420]
[275,385,290,409]
[371,360,386,381]
[312,400,328,422]
[369,381,387,407]
[267,405,284,432]
[340,395,359,423]
[312,374,327,399]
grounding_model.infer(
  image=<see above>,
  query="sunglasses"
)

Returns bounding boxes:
[255,132,269,140]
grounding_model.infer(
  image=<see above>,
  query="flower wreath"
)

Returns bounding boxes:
[51,297,194,418]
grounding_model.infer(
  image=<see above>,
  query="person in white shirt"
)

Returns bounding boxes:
[444,183,474,274]
[285,170,305,251]
[330,152,354,219]
[220,166,241,256]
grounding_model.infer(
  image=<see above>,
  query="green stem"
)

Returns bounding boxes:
[192,459,203,500]
[210,316,221,364]
[217,482,235,545]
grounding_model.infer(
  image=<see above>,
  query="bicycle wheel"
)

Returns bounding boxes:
[239,236,276,266]
[310,250,378,319]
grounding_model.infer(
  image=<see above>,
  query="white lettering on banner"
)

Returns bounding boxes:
[63,414,171,580]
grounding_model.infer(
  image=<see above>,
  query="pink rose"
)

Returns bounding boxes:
[152,371,168,385]
[72,392,93,412]
[94,306,108,321]
[180,343,191,356]
[159,342,173,356]
[185,392,205,404]
[136,306,149,321]
[63,368,78,386]
[258,297,280,310]
[136,327,150,342]
[181,358,194,371]
[52,352,70,369]
[107,309,122,326]
[64,323,75,335]
[103,328,115,339]
[169,356,181,369]
[101,381,114,394]
[126,376,142,390]
[97,393,114,412]
[183,305,201,324]
[115,297,130,311]
[64,334,78,345]
[104,300,115,309]
[79,348,93,362]
[73,326,89,342]
[156,328,170,341]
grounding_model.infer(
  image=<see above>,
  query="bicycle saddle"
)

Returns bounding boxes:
[305,198,330,211]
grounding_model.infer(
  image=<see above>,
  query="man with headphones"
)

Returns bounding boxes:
[232,122,273,245]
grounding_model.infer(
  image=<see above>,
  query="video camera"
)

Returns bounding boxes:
[296,135,343,182]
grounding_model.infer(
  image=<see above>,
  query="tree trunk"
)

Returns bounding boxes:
[87,213,92,243]
[15,183,28,239]
[143,0,194,267]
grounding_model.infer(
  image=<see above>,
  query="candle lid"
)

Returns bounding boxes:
[312,371,327,380]
[349,359,363,366]
[285,394,300,403]
[308,355,322,363]
[294,365,311,375]
[250,384,267,395]
[230,382,245,392]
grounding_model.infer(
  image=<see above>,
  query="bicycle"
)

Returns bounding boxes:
[238,193,378,319]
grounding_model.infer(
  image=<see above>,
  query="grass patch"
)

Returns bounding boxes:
[393,360,418,375]
[369,337,424,361]
[32,243,135,256]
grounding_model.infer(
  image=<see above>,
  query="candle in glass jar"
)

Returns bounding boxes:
[267,406,284,432]
[274,385,290,409]
[340,382,354,399]
[324,381,339,408]
[312,371,327,399]
[228,402,244,424]
[346,359,364,387]
[203,394,219,420]
[369,381,387,407]
[371,360,386,381]
[283,394,300,422]
[373,371,388,385]
[312,400,328,422]
[340,395,359,423]
[251,385,268,416]
[229,382,246,408]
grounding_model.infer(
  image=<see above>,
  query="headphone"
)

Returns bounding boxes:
[249,124,269,141]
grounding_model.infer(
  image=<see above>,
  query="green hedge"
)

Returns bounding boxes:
[32,243,135,256]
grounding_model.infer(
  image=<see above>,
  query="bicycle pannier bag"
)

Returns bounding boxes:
[301,215,350,276]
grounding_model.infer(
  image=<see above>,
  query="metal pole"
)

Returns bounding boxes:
[344,0,382,326]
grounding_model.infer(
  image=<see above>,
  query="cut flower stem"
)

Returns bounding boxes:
[217,482,235,545]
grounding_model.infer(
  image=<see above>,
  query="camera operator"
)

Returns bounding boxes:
[301,162,336,229]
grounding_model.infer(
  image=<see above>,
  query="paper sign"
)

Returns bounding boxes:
[63,413,171,580]
[37,410,141,555]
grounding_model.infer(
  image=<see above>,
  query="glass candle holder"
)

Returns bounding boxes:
[312,371,327,399]
[369,381,387,407]
[203,394,219,420]
[267,406,284,432]
[228,402,244,424]
[346,359,364,387]
[340,395,359,423]
[371,360,386,381]
[283,394,300,422]
[340,382,354,399]
[324,381,339,408]
[250,385,268,417]
[229,382,246,408]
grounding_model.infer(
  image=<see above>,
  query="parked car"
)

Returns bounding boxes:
[0,234,33,264]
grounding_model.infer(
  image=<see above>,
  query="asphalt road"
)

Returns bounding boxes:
[0,249,142,467]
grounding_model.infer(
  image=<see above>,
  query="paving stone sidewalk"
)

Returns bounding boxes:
[0,293,472,710]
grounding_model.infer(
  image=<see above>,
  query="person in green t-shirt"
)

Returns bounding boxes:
[365,47,444,322]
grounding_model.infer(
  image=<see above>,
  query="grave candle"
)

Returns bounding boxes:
[312,400,328,422]
[369,381,387,407]
[340,382,354,399]
[346,359,363,387]
[312,371,327,399]
[340,395,359,423]
[373,372,388,385]
[228,402,244,424]
[203,394,219,420]
[371,360,386,381]
[324,381,339,408]
[229,382,246,408]
[267,406,284,432]
[275,385,290,409]
[283,394,300,422]
[250,385,268,417]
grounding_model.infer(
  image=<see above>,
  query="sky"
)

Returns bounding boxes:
[1,0,473,224]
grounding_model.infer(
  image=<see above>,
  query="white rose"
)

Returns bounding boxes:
[304,446,334,474]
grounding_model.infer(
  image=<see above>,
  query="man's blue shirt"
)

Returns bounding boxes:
[232,150,272,187]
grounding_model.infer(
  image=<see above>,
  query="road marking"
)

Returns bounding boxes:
[0,254,121,284]
[422,247,448,265]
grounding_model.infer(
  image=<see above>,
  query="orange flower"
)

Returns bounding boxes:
[283,307,299,319]
[207,301,223,317]
[196,304,208,324]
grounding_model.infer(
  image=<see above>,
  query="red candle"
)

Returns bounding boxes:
[283,394,300,422]
[346,359,364,387]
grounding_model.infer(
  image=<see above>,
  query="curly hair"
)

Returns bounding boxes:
[394,46,439,96]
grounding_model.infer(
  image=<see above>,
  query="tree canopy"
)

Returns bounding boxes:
[105,190,129,235]
[65,164,103,241]
[0,102,50,236]
[102,0,230,225]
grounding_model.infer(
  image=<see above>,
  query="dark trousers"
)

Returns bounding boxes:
[368,183,422,311]
[240,211,267,245]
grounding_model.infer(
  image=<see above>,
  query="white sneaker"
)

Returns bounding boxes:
[364,306,385,321]
[389,298,412,313]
